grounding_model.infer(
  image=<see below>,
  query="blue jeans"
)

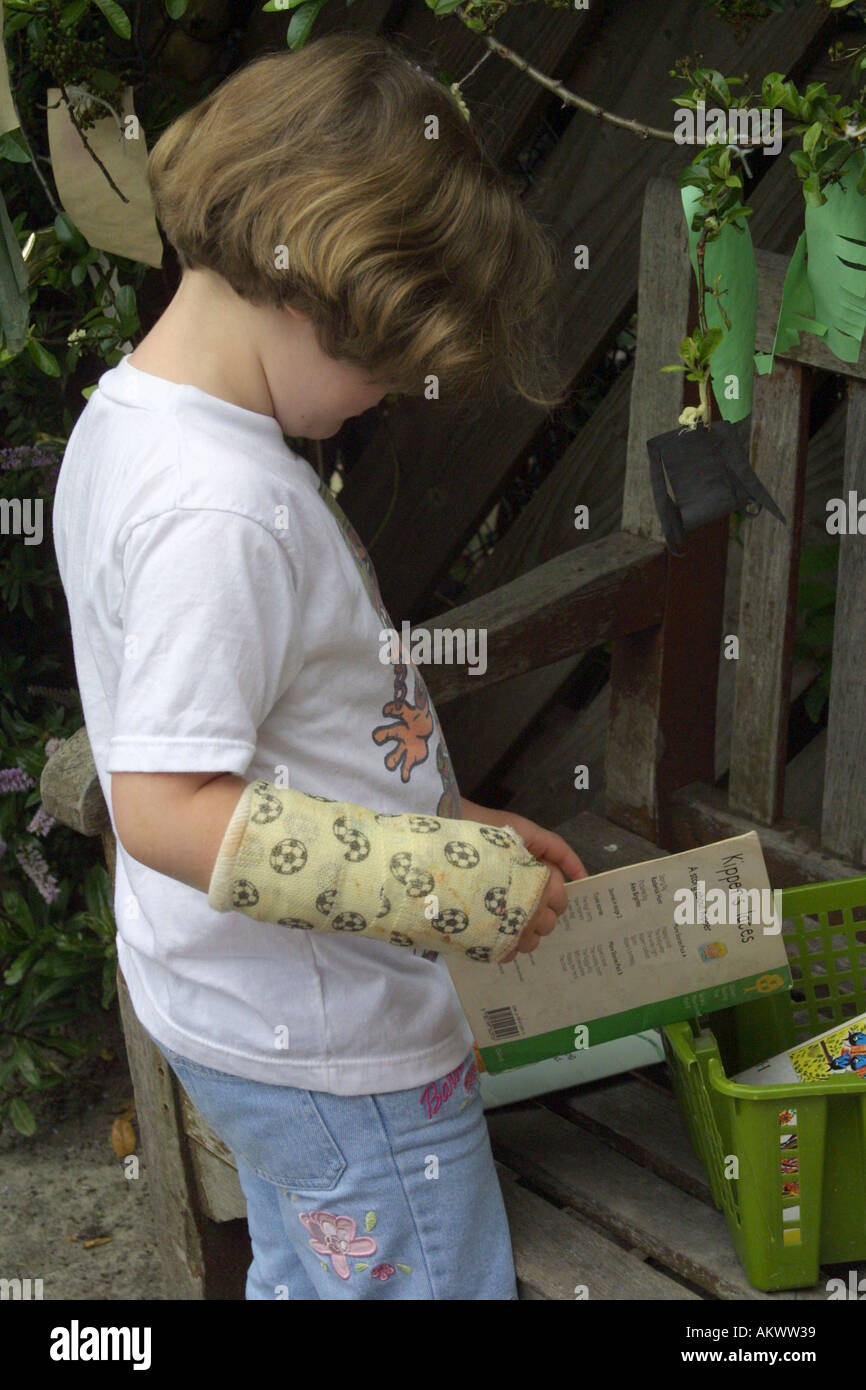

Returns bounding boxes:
[148,1033,519,1300]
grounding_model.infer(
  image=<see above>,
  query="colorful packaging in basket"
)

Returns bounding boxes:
[732,1010,866,1085]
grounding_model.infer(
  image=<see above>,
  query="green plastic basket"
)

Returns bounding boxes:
[662,874,866,1293]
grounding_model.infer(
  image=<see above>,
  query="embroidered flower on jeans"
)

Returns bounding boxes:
[298,1210,377,1280]
[371,1263,396,1282]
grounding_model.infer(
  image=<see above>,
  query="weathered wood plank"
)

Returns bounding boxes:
[618,177,693,541]
[669,781,866,887]
[549,808,663,874]
[441,39,843,801]
[604,174,728,847]
[783,729,826,833]
[502,395,843,828]
[728,360,810,825]
[821,378,866,865]
[339,2,831,619]
[421,533,666,705]
[488,1103,828,1300]
[393,0,597,166]
[116,970,207,1299]
[549,1077,713,1206]
[39,724,108,835]
[495,1160,701,1301]
[438,369,630,792]
[179,1090,247,1223]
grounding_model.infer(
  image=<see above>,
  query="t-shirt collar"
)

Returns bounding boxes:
[98,353,289,449]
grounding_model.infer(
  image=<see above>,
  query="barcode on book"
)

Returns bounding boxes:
[482,1004,521,1041]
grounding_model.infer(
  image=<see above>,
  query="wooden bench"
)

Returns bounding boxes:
[42,175,866,1298]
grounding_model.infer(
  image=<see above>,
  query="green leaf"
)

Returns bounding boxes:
[165,0,189,15]
[92,0,132,38]
[802,121,822,157]
[54,212,89,256]
[754,231,827,376]
[12,1041,41,1087]
[10,1098,36,1136]
[396,1263,412,1274]
[797,579,835,611]
[114,283,137,328]
[799,542,839,576]
[285,0,328,48]
[61,0,91,26]
[88,68,123,93]
[0,131,31,164]
[4,945,40,986]
[803,151,866,362]
[681,183,757,423]
[26,338,61,376]
[354,1262,369,1271]
[0,188,30,354]
[364,1210,377,1231]
[802,175,825,208]
[800,612,835,649]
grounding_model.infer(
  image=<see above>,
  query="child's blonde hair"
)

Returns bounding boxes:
[146,33,568,409]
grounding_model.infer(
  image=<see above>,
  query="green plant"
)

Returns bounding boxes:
[0,862,115,1135]
[793,541,839,722]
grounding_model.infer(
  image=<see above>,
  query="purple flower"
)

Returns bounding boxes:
[0,766,36,793]
[27,805,56,837]
[0,445,57,472]
[15,844,60,904]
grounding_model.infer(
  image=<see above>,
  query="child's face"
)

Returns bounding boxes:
[260,302,396,439]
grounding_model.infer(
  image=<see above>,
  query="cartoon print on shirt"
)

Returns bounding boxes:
[316,479,461,814]
[372,659,432,781]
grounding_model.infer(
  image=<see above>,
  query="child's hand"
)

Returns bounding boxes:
[498,863,567,964]
[460,799,588,886]
[458,800,588,964]
[498,811,588,885]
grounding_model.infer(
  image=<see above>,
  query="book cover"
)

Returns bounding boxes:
[447,830,791,1075]
[732,1010,866,1085]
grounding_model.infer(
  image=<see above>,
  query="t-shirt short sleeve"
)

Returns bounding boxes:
[107,508,302,774]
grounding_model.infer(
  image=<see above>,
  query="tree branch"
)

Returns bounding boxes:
[462,10,797,149]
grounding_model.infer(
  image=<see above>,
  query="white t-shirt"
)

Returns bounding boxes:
[52,353,475,1093]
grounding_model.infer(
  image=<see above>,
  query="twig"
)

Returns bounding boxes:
[474,22,678,142]
[12,105,61,217]
[55,84,129,204]
[461,10,797,149]
[696,225,710,338]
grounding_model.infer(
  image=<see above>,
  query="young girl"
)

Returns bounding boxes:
[53,33,584,1300]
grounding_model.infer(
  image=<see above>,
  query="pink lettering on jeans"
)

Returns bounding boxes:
[419,1063,465,1119]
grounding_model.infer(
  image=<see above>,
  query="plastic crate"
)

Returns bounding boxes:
[662,874,866,1293]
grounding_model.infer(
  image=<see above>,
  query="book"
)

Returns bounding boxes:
[475,1030,666,1109]
[732,1011,866,1085]
[446,830,792,1075]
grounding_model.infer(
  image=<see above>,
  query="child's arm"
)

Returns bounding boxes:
[112,771,561,962]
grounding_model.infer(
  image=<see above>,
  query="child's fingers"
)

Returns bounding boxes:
[547,868,568,917]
